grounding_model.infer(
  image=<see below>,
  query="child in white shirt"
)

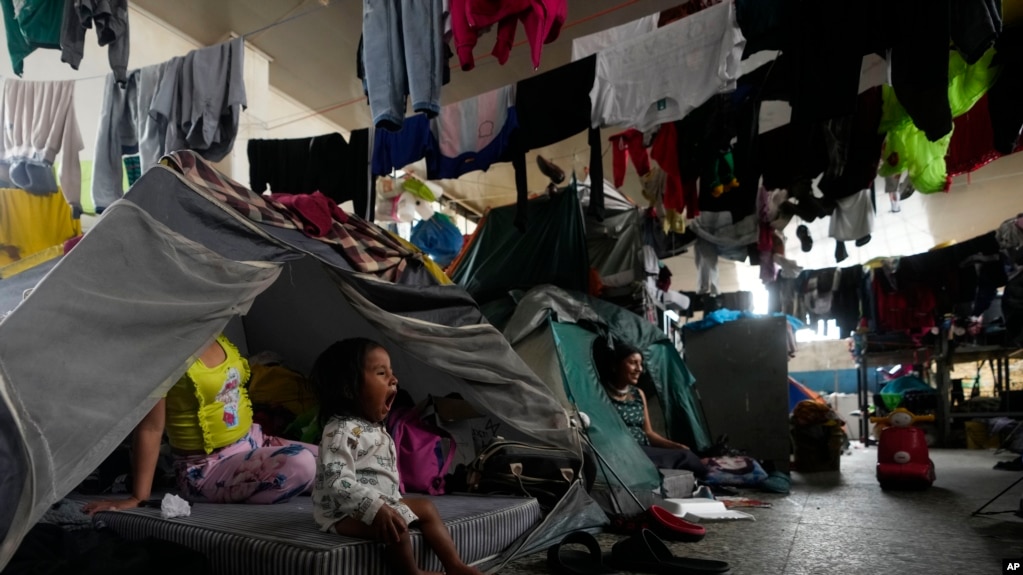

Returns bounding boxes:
[310,338,482,575]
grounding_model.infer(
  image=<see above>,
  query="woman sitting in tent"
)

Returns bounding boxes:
[84,334,318,513]
[599,340,708,477]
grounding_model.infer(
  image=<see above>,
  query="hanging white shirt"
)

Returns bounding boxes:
[828,188,874,241]
[571,13,658,62]
[589,1,744,133]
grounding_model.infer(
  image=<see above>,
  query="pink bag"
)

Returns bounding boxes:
[387,399,457,495]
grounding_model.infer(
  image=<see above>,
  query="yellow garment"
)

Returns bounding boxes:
[248,364,318,416]
[388,230,453,284]
[878,48,998,192]
[401,178,437,202]
[0,188,80,266]
[165,335,254,454]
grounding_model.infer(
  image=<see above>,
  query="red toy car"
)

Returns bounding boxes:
[870,408,936,489]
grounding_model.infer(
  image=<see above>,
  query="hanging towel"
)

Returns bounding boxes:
[248,131,372,219]
[513,54,602,227]
[0,79,83,210]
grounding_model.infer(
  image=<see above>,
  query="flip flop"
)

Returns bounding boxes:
[547,530,618,575]
[648,505,706,542]
[607,529,730,574]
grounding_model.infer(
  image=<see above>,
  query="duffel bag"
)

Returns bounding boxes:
[466,439,590,509]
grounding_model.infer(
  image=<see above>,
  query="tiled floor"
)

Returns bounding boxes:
[497,444,1023,575]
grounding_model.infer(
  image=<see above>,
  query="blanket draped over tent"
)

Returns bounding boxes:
[0,154,607,570]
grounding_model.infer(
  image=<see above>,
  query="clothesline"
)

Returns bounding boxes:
[267,0,695,131]
[11,1,331,84]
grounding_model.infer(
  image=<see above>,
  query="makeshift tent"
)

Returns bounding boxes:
[0,152,606,571]
[494,284,712,511]
[448,177,682,316]
[448,182,590,304]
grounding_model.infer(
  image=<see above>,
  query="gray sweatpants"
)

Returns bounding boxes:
[91,62,170,211]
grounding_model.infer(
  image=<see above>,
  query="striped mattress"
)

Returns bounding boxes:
[93,494,541,575]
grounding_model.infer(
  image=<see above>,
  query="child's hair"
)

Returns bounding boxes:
[309,337,384,426]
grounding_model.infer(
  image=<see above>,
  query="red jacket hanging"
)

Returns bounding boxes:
[451,0,567,71]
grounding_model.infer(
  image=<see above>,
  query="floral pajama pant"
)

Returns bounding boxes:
[174,424,318,504]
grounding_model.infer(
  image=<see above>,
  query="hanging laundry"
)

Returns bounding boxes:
[151,37,246,163]
[372,114,433,177]
[428,85,518,181]
[734,0,793,55]
[60,0,129,85]
[247,131,372,219]
[828,188,874,243]
[689,211,757,295]
[513,54,602,227]
[363,0,445,131]
[355,34,452,104]
[816,86,885,201]
[123,155,141,187]
[570,13,657,62]
[756,186,777,284]
[0,79,83,213]
[589,0,744,133]
[888,0,952,143]
[946,94,1023,179]
[92,60,174,211]
[451,0,566,71]
[0,0,62,77]
[649,122,694,223]
[950,0,1001,64]
[0,186,81,267]
[608,129,650,187]
[879,48,998,193]
[988,25,1023,155]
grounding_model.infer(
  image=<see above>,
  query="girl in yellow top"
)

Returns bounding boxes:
[84,334,318,513]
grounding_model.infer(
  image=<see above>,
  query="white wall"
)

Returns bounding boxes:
[0,5,346,213]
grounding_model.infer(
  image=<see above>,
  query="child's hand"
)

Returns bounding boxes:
[371,505,408,544]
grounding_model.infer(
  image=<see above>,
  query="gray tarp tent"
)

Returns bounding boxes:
[0,160,606,570]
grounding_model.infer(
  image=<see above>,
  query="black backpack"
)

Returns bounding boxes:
[465,439,594,510]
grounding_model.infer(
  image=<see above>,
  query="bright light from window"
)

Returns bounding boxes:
[795,319,841,342]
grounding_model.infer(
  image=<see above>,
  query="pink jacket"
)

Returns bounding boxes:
[451,0,567,71]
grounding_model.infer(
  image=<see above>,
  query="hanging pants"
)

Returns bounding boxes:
[609,129,650,187]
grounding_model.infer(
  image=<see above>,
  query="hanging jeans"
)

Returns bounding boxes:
[363,0,444,132]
